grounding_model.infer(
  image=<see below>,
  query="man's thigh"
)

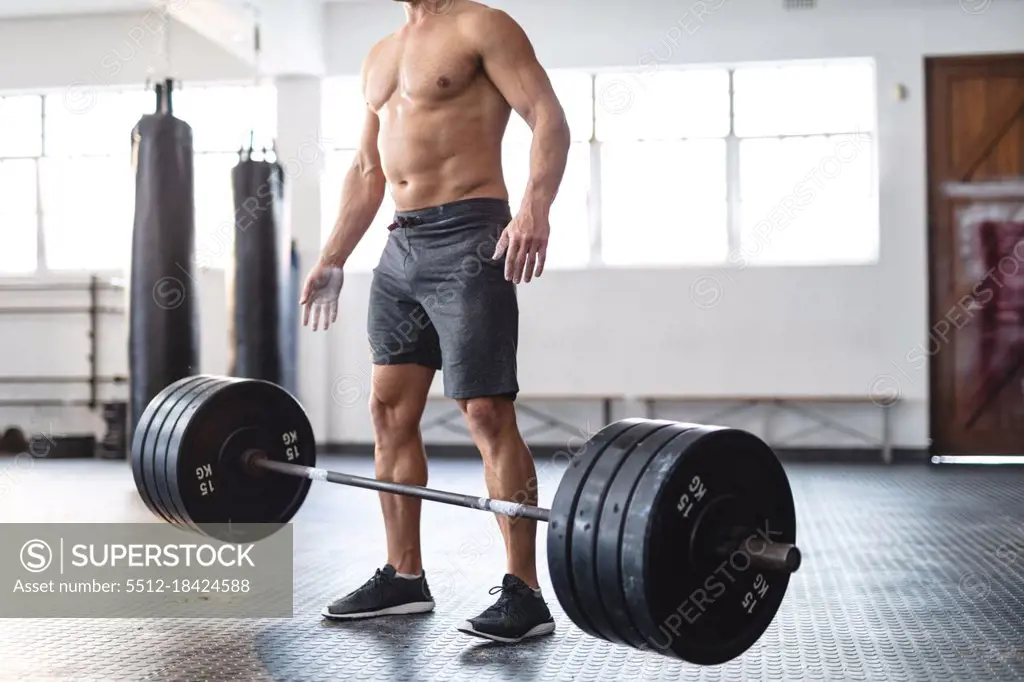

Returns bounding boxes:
[367,269,443,371]
[370,364,435,427]
[425,265,520,401]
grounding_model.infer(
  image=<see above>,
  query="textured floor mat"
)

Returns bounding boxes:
[0,457,1022,681]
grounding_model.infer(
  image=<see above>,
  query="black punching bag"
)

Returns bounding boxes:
[128,80,198,432]
[282,240,300,396]
[229,149,290,388]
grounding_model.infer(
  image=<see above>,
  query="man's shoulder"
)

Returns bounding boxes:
[454,2,522,42]
[457,2,514,26]
[368,31,399,60]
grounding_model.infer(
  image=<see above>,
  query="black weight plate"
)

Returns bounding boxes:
[569,419,675,644]
[594,423,705,647]
[546,419,648,640]
[168,379,316,543]
[622,427,797,665]
[154,376,238,528]
[136,375,224,527]
[132,374,209,524]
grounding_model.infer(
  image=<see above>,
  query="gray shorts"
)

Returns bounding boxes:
[368,198,519,400]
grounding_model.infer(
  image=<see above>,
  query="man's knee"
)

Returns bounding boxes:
[460,397,514,441]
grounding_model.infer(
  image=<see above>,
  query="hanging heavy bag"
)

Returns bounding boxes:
[128,79,199,433]
[281,239,300,396]
[228,148,289,387]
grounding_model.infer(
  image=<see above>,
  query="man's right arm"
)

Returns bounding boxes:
[319,107,386,268]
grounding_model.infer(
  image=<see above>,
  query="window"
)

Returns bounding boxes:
[322,59,877,272]
[193,152,241,269]
[601,140,727,265]
[503,70,593,268]
[44,90,151,158]
[173,85,277,154]
[0,159,38,273]
[321,77,366,152]
[175,85,278,269]
[738,134,876,264]
[733,62,874,137]
[734,61,877,264]
[0,96,42,273]
[595,69,730,141]
[0,95,43,157]
[40,157,134,270]
[321,77,395,271]
[596,70,731,266]
[0,84,277,274]
[39,89,148,270]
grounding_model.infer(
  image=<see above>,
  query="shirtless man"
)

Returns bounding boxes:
[299,0,570,643]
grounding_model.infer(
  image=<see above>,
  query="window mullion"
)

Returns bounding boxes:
[37,97,47,273]
[726,134,741,259]
[589,139,603,266]
[725,68,741,260]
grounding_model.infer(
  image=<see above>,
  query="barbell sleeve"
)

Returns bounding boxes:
[747,543,802,573]
[250,454,553,523]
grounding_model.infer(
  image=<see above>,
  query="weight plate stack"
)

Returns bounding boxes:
[166,378,317,543]
[546,419,646,640]
[149,376,231,527]
[593,422,706,648]
[567,419,676,644]
[132,375,222,527]
[621,426,797,664]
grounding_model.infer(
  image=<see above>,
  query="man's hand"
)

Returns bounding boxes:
[300,262,345,331]
[493,207,549,283]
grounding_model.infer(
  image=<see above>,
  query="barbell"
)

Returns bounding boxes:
[131,375,801,666]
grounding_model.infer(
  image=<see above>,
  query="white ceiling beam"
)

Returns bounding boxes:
[157,0,324,78]
[255,0,326,77]
[159,0,257,66]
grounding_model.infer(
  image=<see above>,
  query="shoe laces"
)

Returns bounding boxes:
[363,568,390,592]
[487,583,522,617]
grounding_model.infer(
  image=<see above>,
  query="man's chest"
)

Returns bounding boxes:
[365,33,482,111]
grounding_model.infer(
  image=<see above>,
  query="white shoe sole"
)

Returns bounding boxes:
[322,601,435,620]
[456,620,556,643]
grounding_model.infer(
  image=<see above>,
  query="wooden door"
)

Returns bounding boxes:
[926,54,1024,455]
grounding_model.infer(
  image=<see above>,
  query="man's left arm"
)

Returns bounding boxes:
[473,9,570,283]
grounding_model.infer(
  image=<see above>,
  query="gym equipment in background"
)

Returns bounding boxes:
[228,142,295,391]
[128,78,199,435]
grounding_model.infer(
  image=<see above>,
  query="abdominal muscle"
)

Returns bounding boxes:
[376,88,513,212]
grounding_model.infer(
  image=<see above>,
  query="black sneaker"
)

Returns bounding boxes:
[322,564,435,620]
[456,574,556,643]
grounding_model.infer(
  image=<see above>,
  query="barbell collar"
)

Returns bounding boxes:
[247,452,552,523]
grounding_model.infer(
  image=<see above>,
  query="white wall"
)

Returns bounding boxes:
[2,0,1023,451]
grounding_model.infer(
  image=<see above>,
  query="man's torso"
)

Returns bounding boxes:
[366,2,513,211]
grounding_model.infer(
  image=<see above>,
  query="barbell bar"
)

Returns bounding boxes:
[131,375,802,666]
[245,452,801,574]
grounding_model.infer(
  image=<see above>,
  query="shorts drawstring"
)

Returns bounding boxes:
[388,215,425,231]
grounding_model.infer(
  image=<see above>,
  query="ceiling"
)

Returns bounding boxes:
[0,0,368,20]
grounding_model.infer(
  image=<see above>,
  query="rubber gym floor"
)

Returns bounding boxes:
[1,454,1023,681]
